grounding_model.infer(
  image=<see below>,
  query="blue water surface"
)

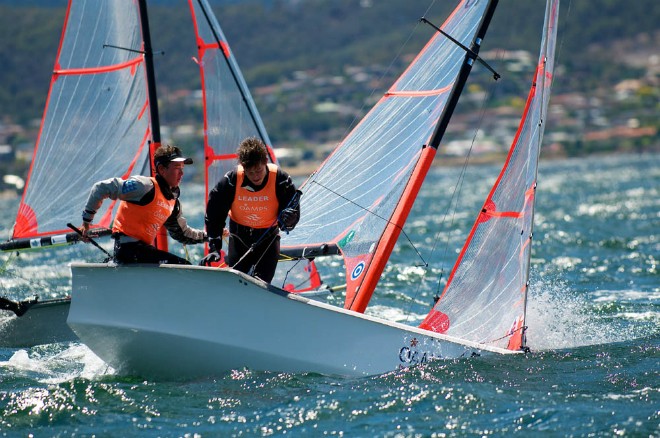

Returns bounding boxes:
[1,153,658,436]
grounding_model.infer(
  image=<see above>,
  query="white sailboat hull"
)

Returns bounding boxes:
[68,263,517,378]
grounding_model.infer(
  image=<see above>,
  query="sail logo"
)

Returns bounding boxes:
[338,230,356,249]
[238,205,270,212]
[238,195,269,202]
[351,262,365,280]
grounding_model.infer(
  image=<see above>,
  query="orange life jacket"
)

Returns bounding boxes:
[113,177,175,244]
[229,163,279,229]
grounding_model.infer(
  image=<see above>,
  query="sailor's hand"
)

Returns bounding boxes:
[80,222,91,243]
[279,208,297,232]
[199,251,222,267]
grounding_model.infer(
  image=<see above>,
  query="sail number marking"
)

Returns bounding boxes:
[399,346,439,365]
[398,337,441,365]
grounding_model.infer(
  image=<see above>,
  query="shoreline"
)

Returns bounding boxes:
[283,148,660,177]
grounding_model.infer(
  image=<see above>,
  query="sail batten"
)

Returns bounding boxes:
[385,84,453,97]
[53,56,143,76]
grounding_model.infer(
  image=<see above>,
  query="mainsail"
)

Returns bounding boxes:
[420,0,560,350]
[4,0,273,252]
[281,0,499,312]
[12,2,152,241]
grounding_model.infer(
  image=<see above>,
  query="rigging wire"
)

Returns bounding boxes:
[436,76,501,292]
[401,73,502,325]
[279,258,305,290]
[400,7,517,322]
[309,180,428,267]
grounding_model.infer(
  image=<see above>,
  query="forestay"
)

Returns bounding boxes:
[281,0,495,312]
[421,0,560,350]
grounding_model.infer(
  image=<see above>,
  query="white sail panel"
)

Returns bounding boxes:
[14,0,150,238]
[421,0,560,350]
[188,0,273,196]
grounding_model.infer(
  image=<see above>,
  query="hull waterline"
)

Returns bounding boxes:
[68,263,517,378]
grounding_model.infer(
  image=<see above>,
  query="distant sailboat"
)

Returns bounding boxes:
[6,0,560,378]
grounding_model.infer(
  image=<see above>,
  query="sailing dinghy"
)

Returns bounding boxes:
[65,0,560,378]
[5,0,559,377]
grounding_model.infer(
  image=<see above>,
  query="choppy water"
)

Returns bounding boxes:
[1,153,658,436]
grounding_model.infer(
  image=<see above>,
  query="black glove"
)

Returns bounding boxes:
[209,237,223,252]
[279,208,297,232]
[199,237,223,266]
[199,251,221,266]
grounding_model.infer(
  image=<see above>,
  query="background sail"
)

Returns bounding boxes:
[281,0,493,311]
[188,0,274,197]
[421,0,560,350]
[12,0,151,239]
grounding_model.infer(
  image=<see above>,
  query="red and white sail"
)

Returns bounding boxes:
[6,0,272,249]
[281,0,499,312]
[13,2,152,240]
[421,0,560,350]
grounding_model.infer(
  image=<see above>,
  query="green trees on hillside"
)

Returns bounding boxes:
[1,0,658,150]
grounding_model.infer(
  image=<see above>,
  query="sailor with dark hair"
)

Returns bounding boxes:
[202,137,300,283]
[80,144,205,264]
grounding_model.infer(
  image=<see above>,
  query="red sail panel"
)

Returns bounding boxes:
[282,260,323,293]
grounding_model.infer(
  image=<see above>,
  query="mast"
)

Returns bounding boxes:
[138,0,161,147]
[138,0,168,251]
[428,0,498,150]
